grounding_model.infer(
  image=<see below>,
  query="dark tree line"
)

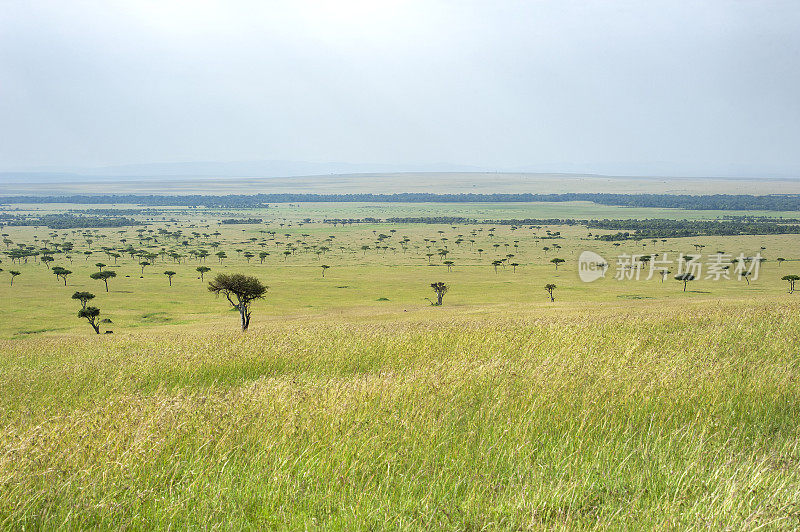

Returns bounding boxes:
[590,219,800,240]
[3,192,800,210]
[1,214,137,229]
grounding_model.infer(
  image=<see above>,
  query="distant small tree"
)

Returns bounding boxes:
[443,260,454,272]
[492,259,502,274]
[430,282,448,306]
[9,270,20,286]
[510,262,519,273]
[782,274,799,294]
[321,264,330,277]
[551,258,565,270]
[52,266,72,286]
[78,306,101,334]
[72,291,95,309]
[777,258,785,267]
[196,266,211,281]
[95,262,106,271]
[139,261,150,274]
[741,271,751,285]
[208,273,268,331]
[163,270,176,286]
[259,251,269,264]
[675,272,695,292]
[90,270,116,292]
[544,283,556,302]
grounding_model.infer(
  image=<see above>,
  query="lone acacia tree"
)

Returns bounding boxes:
[72,291,95,309]
[321,264,330,277]
[164,270,176,286]
[675,272,695,291]
[90,270,116,292]
[196,266,211,282]
[551,258,565,270]
[208,273,268,331]
[782,274,799,293]
[430,281,448,306]
[9,270,20,286]
[78,306,101,334]
[544,283,556,302]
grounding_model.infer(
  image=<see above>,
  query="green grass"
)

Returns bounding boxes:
[1,302,799,529]
[1,202,800,528]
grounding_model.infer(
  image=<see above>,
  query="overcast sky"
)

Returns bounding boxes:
[1,0,799,177]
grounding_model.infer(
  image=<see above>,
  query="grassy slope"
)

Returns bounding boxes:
[1,301,799,529]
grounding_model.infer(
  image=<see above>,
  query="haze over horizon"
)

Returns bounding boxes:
[2,1,799,178]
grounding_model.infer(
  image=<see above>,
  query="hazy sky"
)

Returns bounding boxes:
[1,0,799,176]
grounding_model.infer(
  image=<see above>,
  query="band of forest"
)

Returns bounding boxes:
[2,192,800,210]
[2,212,800,240]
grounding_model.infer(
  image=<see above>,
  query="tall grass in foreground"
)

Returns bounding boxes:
[1,302,799,529]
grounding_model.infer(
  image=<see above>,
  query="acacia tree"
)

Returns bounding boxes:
[321,264,330,277]
[777,258,785,267]
[675,272,695,292]
[196,266,211,282]
[782,274,799,293]
[72,291,95,309]
[78,306,101,334]
[139,261,150,275]
[9,270,20,286]
[443,260,454,272]
[430,281,448,306]
[551,258,565,270]
[164,270,176,286]
[52,266,72,286]
[492,259,502,274]
[544,283,556,302]
[90,270,116,292]
[208,273,268,331]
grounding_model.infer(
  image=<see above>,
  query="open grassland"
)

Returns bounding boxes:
[1,201,800,528]
[1,301,800,529]
[1,207,798,337]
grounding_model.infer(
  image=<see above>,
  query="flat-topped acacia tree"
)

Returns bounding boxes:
[90,270,116,292]
[52,266,72,286]
[72,291,95,309]
[782,274,799,293]
[9,270,20,286]
[163,271,176,286]
[208,273,268,331]
[675,272,696,292]
[196,266,211,282]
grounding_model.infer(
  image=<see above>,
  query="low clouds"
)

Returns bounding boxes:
[1,0,799,177]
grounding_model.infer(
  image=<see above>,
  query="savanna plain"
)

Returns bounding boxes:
[1,194,800,529]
